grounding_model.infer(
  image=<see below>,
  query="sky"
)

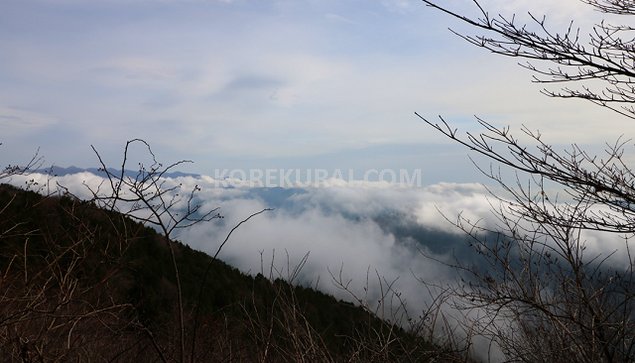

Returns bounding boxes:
[1,0,630,184]
[4,2,635,358]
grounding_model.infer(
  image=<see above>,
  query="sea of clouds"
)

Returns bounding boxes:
[5,170,632,360]
[8,171,494,311]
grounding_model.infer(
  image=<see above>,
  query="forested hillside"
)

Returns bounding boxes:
[0,183,454,362]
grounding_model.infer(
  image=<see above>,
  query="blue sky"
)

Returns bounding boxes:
[1,0,628,183]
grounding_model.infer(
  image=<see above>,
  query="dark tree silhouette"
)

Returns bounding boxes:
[417,1,635,361]
[85,139,223,362]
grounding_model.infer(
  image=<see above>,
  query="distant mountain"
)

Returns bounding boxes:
[35,165,200,179]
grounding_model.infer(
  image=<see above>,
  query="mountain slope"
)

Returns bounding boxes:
[0,183,454,362]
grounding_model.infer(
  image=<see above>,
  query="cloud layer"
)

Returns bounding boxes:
[8,171,631,319]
